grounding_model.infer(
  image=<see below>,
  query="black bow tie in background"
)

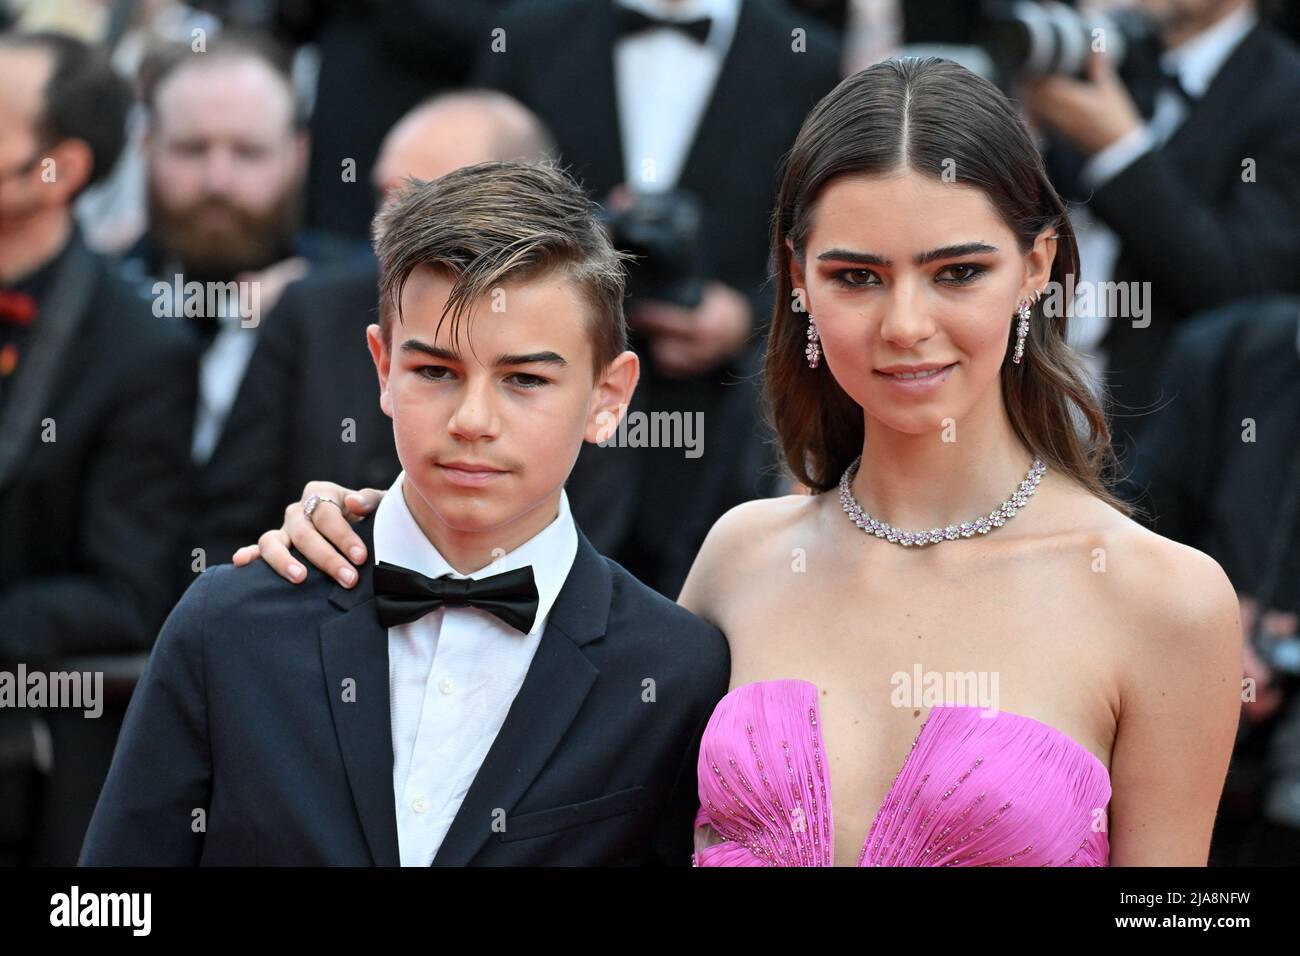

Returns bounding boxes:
[614,5,712,44]
[374,561,540,635]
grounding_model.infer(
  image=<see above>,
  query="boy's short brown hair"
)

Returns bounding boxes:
[371,160,630,379]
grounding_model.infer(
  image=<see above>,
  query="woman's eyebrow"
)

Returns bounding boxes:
[816,242,999,268]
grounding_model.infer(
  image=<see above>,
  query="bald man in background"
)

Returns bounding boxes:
[192,90,558,571]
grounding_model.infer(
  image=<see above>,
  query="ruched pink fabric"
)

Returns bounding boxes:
[694,679,1111,866]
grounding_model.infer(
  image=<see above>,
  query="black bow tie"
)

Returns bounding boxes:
[373,561,540,635]
[614,5,712,44]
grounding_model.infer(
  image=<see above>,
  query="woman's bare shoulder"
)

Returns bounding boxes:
[1075,495,1241,661]
[677,493,820,626]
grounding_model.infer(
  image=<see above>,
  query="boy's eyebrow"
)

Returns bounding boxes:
[815,242,1000,268]
[399,340,569,367]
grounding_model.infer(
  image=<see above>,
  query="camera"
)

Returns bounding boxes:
[596,188,707,312]
[978,0,1159,81]
[899,0,1162,92]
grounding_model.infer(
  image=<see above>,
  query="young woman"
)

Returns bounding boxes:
[237,57,1241,866]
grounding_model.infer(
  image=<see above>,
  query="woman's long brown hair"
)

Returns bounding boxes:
[765,56,1134,516]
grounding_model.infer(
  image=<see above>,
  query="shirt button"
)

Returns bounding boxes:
[412,796,427,814]
[438,677,455,695]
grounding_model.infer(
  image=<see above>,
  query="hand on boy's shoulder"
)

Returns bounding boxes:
[209,545,342,593]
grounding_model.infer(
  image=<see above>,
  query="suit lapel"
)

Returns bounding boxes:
[1104,23,1270,361]
[1161,23,1266,192]
[0,235,97,492]
[432,525,612,865]
[552,3,625,195]
[319,517,401,866]
[319,518,614,866]
[676,0,762,201]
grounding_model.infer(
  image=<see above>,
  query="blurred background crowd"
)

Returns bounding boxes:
[1,0,1298,867]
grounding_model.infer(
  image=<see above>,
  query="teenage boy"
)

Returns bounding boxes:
[80,161,730,866]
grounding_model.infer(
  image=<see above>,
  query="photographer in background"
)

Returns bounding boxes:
[472,0,842,596]
[1020,0,1300,466]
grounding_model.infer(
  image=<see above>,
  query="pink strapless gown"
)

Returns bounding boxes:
[694,679,1111,866]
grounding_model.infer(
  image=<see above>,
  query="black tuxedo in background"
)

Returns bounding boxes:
[1122,295,1300,867]
[194,258,393,566]
[194,258,644,575]
[472,0,841,338]
[1047,21,1300,465]
[1124,296,1300,614]
[0,230,198,865]
[470,0,843,596]
[273,0,511,240]
[80,517,731,865]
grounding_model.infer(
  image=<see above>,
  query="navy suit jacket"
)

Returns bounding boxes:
[79,516,730,865]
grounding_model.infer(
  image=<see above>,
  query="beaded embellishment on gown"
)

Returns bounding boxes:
[693,679,1111,866]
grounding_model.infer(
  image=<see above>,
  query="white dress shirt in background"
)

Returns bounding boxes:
[1068,4,1258,394]
[613,0,740,191]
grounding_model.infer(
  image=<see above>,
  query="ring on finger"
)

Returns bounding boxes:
[303,494,343,520]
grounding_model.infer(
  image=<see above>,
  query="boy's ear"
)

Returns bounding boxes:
[366,323,394,419]
[585,350,640,444]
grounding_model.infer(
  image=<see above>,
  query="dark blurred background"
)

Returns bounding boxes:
[1,0,1298,866]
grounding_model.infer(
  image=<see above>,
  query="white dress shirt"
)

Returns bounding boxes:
[613,0,740,191]
[373,470,579,866]
[1068,3,1258,393]
[149,260,261,465]
[191,311,258,464]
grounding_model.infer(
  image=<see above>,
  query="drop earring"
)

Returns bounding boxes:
[805,313,821,368]
[1012,289,1039,365]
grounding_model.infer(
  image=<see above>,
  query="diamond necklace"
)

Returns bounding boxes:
[838,454,1047,546]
